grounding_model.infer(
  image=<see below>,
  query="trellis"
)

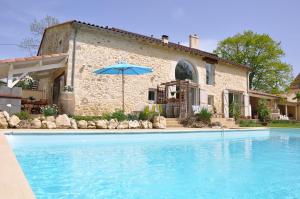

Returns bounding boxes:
[157,80,200,118]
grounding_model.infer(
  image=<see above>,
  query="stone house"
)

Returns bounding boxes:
[0,20,252,118]
[249,74,300,121]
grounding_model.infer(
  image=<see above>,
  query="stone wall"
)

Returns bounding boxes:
[38,23,72,55]
[70,25,248,116]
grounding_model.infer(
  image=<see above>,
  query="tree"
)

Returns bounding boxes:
[19,15,59,55]
[214,31,293,93]
[257,99,270,122]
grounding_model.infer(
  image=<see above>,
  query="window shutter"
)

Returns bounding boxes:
[212,65,216,84]
[223,90,229,118]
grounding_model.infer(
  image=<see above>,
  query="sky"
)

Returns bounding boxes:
[0,0,299,75]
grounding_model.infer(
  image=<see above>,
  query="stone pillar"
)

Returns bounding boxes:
[243,93,251,117]
[285,105,288,116]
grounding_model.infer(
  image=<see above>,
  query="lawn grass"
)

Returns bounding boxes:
[268,120,300,128]
[239,119,300,128]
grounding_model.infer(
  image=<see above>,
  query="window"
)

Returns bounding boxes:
[175,60,197,83]
[206,63,215,85]
[148,89,156,101]
[208,95,214,106]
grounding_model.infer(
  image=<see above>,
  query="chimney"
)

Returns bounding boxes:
[189,34,199,49]
[161,35,169,44]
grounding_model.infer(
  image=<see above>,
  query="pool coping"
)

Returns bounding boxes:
[1,127,269,135]
[0,134,35,199]
[0,127,269,199]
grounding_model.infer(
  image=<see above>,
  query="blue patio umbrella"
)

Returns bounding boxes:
[94,62,153,111]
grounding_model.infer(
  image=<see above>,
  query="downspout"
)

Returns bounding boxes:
[71,26,78,87]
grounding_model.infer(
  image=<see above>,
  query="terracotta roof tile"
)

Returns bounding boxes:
[39,20,250,70]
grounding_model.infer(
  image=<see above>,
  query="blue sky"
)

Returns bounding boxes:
[0,0,299,75]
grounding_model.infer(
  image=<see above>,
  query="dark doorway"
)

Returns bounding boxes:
[52,74,65,105]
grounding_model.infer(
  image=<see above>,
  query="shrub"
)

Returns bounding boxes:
[138,105,159,121]
[257,99,270,122]
[41,104,58,117]
[102,112,112,120]
[71,115,102,121]
[15,111,31,120]
[111,109,127,121]
[229,102,241,121]
[195,108,212,124]
[127,114,139,121]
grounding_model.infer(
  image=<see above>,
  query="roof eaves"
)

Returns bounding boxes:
[40,20,250,70]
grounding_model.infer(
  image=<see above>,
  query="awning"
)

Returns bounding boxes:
[0,53,68,87]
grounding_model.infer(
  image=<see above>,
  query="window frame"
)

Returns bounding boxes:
[148,88,157,102]
[208,95,214,106]
[205,63,215,85]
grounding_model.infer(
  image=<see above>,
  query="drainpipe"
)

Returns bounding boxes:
[71,26,78,88]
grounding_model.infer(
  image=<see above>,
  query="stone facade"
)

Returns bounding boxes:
[39,22,249,117]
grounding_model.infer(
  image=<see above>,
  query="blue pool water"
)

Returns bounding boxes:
[6,129,300,199]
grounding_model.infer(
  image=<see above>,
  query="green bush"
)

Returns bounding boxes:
[101,112,112,120]
[71,115,102,121]
[229,102,241,121]
[15,111,31,120]
[41,104,58,117]
[239,119,262,127]
[127,114,139,121]
[195,108,212,124]
[257,99,270,122]
[138,105,159,121]
[111,109,127,121]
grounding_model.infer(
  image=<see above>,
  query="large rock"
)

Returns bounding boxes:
[108,119,118,129]
[117,120,129,129]
[46,116,56,123]
[3,111,10,121]
[148,121,153,129]
[129,120,140,129]
[17,120,31,129]
[95,120,108,129]
[8,115,21,128]
[87,121,96,129]
[0,112,8,129]
[140,120,153,129]
[153,116,167,129]
[77,120,87,129]
[70,119,78,129]
[55,114,71,129]
[31,118,42,129]
[42,121,56,129]
[39,116,46,121]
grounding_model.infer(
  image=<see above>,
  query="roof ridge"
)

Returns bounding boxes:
[39,20,250,69]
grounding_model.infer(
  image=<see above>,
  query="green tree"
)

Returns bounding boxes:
[214,31,293,93]
[257,99,270,122]
[19,15,59,55]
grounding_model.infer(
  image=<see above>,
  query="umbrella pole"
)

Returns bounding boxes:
[122,70,125,112]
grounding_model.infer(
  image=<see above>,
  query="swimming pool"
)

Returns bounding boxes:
[6,129,300,199]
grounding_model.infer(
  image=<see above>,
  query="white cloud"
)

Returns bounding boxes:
[180,38,218,53]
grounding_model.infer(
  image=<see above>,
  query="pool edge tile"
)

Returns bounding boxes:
[0,134,35,199]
